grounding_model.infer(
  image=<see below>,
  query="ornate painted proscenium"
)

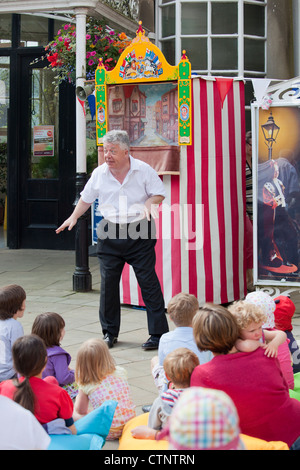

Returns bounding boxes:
[95,21,192,146]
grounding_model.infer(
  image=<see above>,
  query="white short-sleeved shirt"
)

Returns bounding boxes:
[80,155,166,223]
[0,318,24,381]
[0,396,51,450]
[158,327,213,366]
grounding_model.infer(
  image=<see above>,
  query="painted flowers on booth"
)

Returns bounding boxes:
[43,17,131,85]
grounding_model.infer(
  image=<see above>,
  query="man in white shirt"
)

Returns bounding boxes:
[56,130,169,349]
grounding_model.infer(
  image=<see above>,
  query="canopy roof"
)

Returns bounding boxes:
[0,0,139,36]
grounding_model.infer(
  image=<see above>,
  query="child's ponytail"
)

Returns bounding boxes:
[13,377,36,414]
[11,334,48,413]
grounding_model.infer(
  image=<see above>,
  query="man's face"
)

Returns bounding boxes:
[103,142,129,172]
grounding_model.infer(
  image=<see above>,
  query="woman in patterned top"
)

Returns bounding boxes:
[73,338,135,439]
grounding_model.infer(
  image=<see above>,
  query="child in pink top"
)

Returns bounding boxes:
[229,292,294,389]
[191,303,300,447]
[73,338,135,439]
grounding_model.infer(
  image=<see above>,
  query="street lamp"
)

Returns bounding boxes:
[73,7,92,292]
[261,111,280,160]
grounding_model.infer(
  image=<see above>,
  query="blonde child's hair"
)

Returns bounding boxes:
[167,292,199,327]
[75,338,116,386]
[228,300,267,330]
[163,347,199,388]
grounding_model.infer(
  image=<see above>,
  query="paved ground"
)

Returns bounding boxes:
[0,242,173,450]
[1,232,300,450]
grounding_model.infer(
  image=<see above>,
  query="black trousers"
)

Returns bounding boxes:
[96,218,169,338]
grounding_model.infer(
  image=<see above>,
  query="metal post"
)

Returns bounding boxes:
[73,7,92,292]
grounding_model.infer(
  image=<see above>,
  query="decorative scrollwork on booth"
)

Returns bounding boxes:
[267,78,300,104]
[95,21,192,146]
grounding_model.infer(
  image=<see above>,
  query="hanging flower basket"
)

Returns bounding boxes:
[42,16,131,86]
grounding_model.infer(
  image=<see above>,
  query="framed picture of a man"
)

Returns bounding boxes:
[253,95,300,286]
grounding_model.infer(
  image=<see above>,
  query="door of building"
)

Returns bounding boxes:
[8,52,77,249]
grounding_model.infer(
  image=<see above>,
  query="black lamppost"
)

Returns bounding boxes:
[73,8,92,292]
[261,111,280,160]
[72,173,92,292]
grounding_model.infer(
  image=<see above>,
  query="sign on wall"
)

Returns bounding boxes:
[33,125,54,157]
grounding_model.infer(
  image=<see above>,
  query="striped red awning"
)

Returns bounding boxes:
[120,77,247,307]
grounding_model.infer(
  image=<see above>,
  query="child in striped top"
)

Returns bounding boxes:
[131,348,199,440]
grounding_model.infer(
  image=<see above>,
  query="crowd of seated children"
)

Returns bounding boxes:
[2,282,300,451]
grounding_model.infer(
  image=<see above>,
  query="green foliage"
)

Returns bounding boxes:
[38,17,131,86]
[87,148,98,175]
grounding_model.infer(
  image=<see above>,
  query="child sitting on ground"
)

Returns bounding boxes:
[273,295,300,374]
[229,295,294,389]
[156,387,245,450]
[151,292,212,392]
[73,338,135,440]
[0,334,76,434]
[31,312,78,399]
[131,347,199,440]
[0,284,26,382]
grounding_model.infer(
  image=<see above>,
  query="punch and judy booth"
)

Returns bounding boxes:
[93,22,246,307]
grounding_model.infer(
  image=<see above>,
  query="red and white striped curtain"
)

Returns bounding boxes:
[120,76,247,307]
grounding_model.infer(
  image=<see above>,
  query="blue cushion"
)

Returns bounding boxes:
[75,400,118,437]
[48,400,118,450]
[48,433,104,450]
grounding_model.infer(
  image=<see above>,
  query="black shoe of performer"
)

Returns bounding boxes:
[142,335,161,350]
[103,333,118,349]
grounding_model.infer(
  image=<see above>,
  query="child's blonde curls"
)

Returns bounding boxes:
[228,300,267,330]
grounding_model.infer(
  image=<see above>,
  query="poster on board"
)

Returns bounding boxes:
[256,106,300,284]
[33,125,54,157]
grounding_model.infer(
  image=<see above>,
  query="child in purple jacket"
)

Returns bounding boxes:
[31,312,78,399]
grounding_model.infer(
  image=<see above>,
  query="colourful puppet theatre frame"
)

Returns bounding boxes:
[95,21,192,146]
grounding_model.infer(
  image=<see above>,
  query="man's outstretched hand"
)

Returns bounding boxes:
[55,216,78,234]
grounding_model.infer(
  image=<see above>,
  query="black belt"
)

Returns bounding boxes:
[97,217,156,240]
